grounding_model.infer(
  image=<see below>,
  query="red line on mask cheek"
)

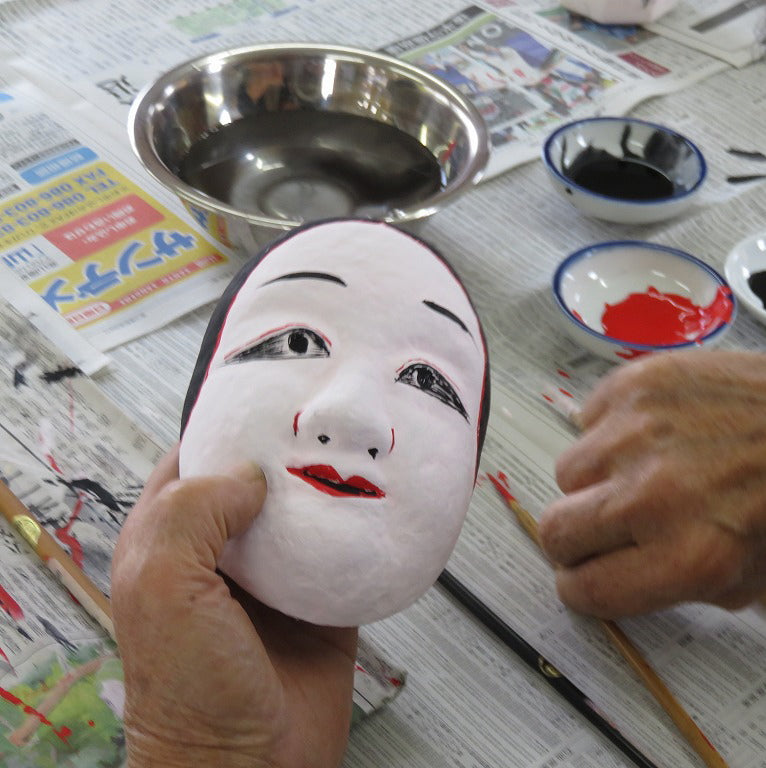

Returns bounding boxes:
[389,429,395,453]
[293,411,301,436]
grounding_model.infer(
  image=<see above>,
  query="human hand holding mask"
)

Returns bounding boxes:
[180,219,490,626]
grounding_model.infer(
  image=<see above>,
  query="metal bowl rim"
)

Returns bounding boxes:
[128,42,490,229]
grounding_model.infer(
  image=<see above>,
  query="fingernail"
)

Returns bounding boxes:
[224,462,266,485]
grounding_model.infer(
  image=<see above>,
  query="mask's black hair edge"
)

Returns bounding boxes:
[180,218,490,473]
[437,569,660,768]
[180,222,321,434]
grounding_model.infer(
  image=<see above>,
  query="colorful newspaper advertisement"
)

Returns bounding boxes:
[0,75,240,352]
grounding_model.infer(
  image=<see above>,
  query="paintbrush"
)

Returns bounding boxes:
[488,473,729,768]
[0,479,115,641]
[438,568,661,768]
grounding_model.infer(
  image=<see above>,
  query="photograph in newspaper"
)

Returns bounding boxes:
[380,4,727,175]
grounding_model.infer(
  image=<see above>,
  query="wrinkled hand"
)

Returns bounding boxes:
[538,350,766,618]
[111,446,358,768]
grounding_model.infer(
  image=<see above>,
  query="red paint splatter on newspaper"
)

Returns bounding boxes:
[0,686,72,743]
[0,585,24,621]
[55,493,84,569]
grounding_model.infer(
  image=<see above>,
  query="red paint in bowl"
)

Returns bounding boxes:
[601,285,733,345]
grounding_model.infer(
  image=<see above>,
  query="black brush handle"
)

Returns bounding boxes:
[726,148,766,161]
[726,174,766,184]
[438,569,662,768]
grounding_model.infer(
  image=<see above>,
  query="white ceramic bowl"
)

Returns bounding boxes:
[724,231,766,326]
[543,117,706,224]
[553,241,735,362]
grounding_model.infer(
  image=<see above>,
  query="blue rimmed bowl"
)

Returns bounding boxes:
[553,240,735,362]
[543,117,706,224]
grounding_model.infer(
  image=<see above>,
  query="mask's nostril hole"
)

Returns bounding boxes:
[368,448,379,459]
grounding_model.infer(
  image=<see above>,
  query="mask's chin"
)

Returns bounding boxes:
[219,482,470,625]
[218,496,402,624]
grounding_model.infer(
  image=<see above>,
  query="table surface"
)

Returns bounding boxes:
[3,2,766,767]
[110,58,766,767]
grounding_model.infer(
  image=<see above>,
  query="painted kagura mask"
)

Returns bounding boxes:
[180,219,489,626]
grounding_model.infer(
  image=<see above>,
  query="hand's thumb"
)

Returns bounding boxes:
[212,462,267,541]
[152,463,267,568]
[223,461,266,486]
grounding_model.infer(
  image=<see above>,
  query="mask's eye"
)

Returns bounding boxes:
[225,327,330,364]
[396,362,467,420]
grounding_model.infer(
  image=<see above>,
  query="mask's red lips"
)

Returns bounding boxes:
[286,465,385,498]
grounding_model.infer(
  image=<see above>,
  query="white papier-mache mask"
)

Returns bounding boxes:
[179,219,490,626]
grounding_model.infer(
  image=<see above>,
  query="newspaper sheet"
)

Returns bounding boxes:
[0,0,730,180]
[378,1,728,176]
[85,59,766,767]
[0,69,241,353]
[0,267,110,376]
[647,0,766,67]
[0,0,745,362]
[0,301,155,766]
[0,299,404,766]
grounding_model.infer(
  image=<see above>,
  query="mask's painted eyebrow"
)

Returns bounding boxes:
[423,299,471,336]
[262,271,347,287]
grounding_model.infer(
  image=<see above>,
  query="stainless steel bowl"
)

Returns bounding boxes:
[128,43,489,252]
